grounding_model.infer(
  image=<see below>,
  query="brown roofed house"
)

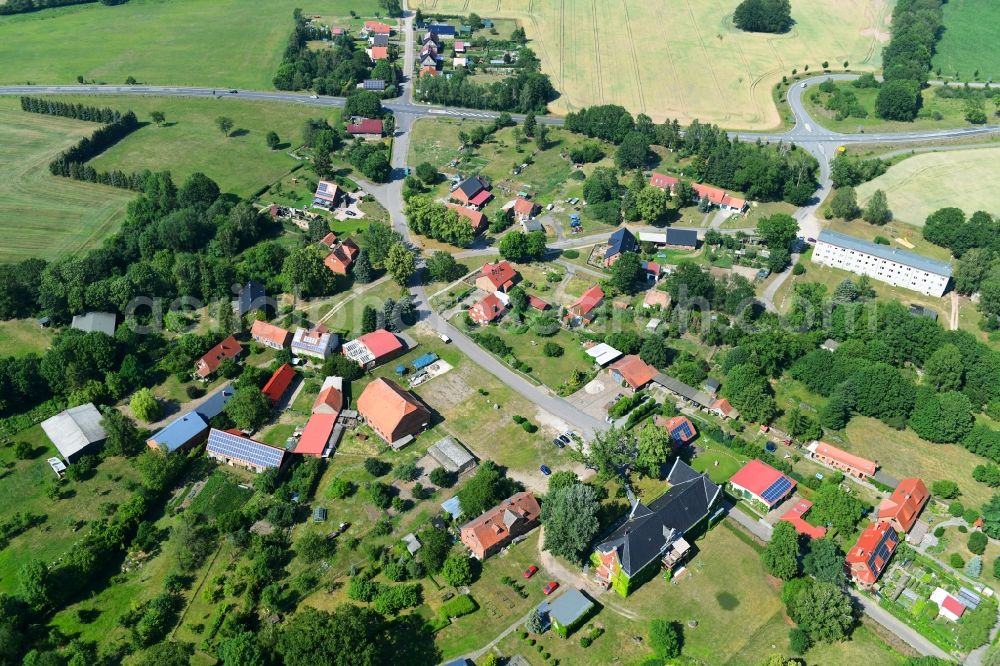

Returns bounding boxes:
[610,355,657,392]
[807,441,876,479]
[469,293,506,325]
[250,320,292,350]
[475,260,519,293]
[447,204,487,234]
[356,378,431,447]
[460,491,541,559]
[195,335,244,379]
[324,238,361,275]
[877,477,929,534]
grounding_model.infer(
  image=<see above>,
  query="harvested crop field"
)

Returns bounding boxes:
[411,0,893,128]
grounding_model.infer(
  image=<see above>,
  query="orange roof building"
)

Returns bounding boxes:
[447,204,487,233]
[469,293,507,325]
[312,376,344,416]
[807,441,876,479]
[324,238,360,275]
[568,285,605,322]
[369,46,389,60]
[610,355,657,391]
[364,20,392,34]
[846,521,899,587]
[475,260,519,293]
[295,412,337,457]
[877,477,929,534]
[512,197,538,218]
[261,363,296,404]
[356,378,431,447]
[710,398,739,420]
[643,290,671,309]
[460,491,541,559]
[250,320,292,350]
[780,499,827,539]
[649,172,679,191]
[195,335,244,379]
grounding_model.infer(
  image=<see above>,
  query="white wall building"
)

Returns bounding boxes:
[811,230,951,297]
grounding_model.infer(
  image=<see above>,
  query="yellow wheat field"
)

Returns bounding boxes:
[412,0,893,129]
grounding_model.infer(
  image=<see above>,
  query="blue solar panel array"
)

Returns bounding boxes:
[207,429,284,469]
[867,526,898,575]
[760,476,793,504]
[669,421,694,443]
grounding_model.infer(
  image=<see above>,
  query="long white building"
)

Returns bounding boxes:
[811,230,951,297]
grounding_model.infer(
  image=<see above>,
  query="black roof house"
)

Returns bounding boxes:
[605,228,639,260]
[235,280,267,318]
[595,459,720,577]
[665,228,698,248]
[457,175,488,200]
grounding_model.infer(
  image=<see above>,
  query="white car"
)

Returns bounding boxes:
[439,334,451,343]
[800,82,807,88]
[310,94,319,99]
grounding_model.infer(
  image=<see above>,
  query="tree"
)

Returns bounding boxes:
[499,231,547,263]
[975,464,1000,488]
[216,116,234,137]
[924,344,964,391]
[876,80,921,121]
[224,385,272,431]
[297,532,335,563]
[636,185,668,223]
[523,111,537,137]
[648,618,681,659]
[343,91,383,119]
[414,162,437,184]
[441,554,475,586]
[353,249,375,284]
[266,131,281,149]
[150,111,165,126]
[283,245,338,297]
[583,426,638,479]
[639,335,670,368]
[724,364,778,424]
[811,483,864,533]
[792,581,855,642]
[733,0,793,33]
[418,527,451,573]
[540,483,600,563]
[862,189,890,225]
[762,521,800,580]
[526,608,545,633]
[535,124,550,150]
[178,172,221,210]
[384,243,415,286]
[133,642,194,666]
[829,187,860,220]
[360,305,378,334]
[955,248,994,295]
[615,132,651,169]
[542,342,563,357]
[969,531,988,555]
[803,538,845,584]
[457,461,518,517]
[931,479,960,499]
[757,213,799,250]
[609,252,643,294]
[427,251,463,283]
[18,560,53,611]
[429,467,454,488]
[276,606,386,666]
[789,627,812,655]
[129,388,161,422]
[218,632,266,666]
[636,423,673,477]
[909,389,974,444]
[101,408,144,457]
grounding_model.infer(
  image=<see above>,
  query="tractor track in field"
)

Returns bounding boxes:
[620,0,647,114]
[590,0,606,103]
[654,2,685,115]
[683,0,725,109]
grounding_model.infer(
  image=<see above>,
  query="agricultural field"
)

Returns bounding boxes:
[0,100,134,262]
[931,0,1000,81]
[410,0,892,128]
[0,0,380,89]
[855,146,1000,228]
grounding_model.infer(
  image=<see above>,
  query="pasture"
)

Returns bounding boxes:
[855,146,1000,227]
[410,0,892,128]
[0,102,133,263]
[932,0,1000,81]
[0,0,380,89]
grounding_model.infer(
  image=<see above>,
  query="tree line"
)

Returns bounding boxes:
[0,0,125,16]
[564,104,819,205]
[876,0,944,121]
[413,49,555,113]
[20,96,127,124]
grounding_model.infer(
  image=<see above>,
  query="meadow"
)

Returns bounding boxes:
[855,146,1000,228]
[0,319,56,356]
[931,0,1000,81]
[802,81,973,134]
[0,0,380,89]
[410,0,892,128]
[0,101,133,262]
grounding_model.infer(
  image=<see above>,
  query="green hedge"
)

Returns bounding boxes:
[439,594,478,621]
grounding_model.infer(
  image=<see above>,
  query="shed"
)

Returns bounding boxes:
[313,506,327,522]
[441,496,463,519]
[71,311,117,336]
[428,437,476,474]
[402,532,422,554]
[585,343,622,367]
[41,403,107,463]
[412,353,439,371]
[547,589,595,636]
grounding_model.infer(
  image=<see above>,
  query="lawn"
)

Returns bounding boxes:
[855,146,1000,228]
[840,416,994,509]
[29,95,340,197]
[0,319,55,356]
[484,323,592,393]
[932,0,1000,81]
[690,445,746,485]
[0,101,134,262]
[0,0,380,89]
[409,0,890,129]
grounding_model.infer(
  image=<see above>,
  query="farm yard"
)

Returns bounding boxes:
[410,0,892,128]
[0,0,381,89]
[931,0,1000,81]
[855,146,1000,228]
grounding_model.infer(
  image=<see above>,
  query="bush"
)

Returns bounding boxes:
[792,263,806,275]
[580,637,592,648]
[789,627,812,655]
[364,458,391,477]
[934,480,960,499]
[429,467,455,488]
[543,342,564,357]
[950,552,966,569]
[439,594,478,620]
[562,249,580,259]
[959,525,968,534]
[394,460,419,482]
[964,508,980,525]
[328,477,356,499]
[949,501,965,517]
[933,526,945,538]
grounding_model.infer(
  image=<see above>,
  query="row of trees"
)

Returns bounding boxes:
[876,0,944,121]
[0,0,125,16]
[20,96,127,124]
[414,60,556,113]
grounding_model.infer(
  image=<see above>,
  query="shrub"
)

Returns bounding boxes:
[971,531,991,555]
[562,249,580,259]
[543,342,564,357]
[364,458,391,477]
[521,421,538,433]
[328,477,356,499]
[950,552,966,569]
[934,480,960,499]
[792,263,806,275]
[949,501,965,517]
[933,526,945,538]
[439,594,478,620]
[964,508,980,525]
[580,637,592,648]
[959,525,968,534]
[429,467,455,488]
[394,460,419,481]
[789,627,812,655]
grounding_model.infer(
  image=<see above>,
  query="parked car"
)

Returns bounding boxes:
[551,437,564,449]
[557,433,571,445]
[540,465,552,476]
[543,581,559,595]
[806,237,816,243]
[524,565,538,579]
[310,94,318,99]
[440,334,451,343]
[228,89,238,94]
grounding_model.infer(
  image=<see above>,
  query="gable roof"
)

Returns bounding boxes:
[314,179,340,204]
[460,491,541,553]
[41,403,107,461]
[571,285,605,317]
[665,228,698,248]
[780,499,827,539]
[478,261,518,290]
[448,203,486,231]
[470,292,506,324]
[649,172,679,190]
[295,412,337,456]
[817,230,952,277]
[364,20,392,33]
[357,329,403,359]
[236,281,266,317]
[513,197,537,216]
[347,118,384,135]
[877,477,929,532]
[196,383,235,421]
[357,378,430,439]
[528,295,550,310]
[250,320,291,347]
[313,376,344,414]
[730,459,796,507]
[711,398,739,418]
[610,355,657,390]
[196,335,244,378]
[428,437,475,472]
[371,32,389,46]
[547,589,595,627]
[606,228,639,258]
[147,412,208,454]
[595,459,720,576]
[458,175,488,199]
[807,441,877,476]
[369,46,389,60]
[207,428,285,469]
[585,342,622,366]
[261,363,296,403]
[428,23,456,36]
[71,311,116,336]
[469,189,492,207]
[846,521,898,584]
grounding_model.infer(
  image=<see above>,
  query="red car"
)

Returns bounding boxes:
[543,581,559,595]
[523,565,538,579]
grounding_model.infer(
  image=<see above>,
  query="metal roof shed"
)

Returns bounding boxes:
[41,403,107,463]
[547,589,595,634]
[412,353,439,370]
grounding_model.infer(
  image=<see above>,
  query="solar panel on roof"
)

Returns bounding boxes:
[760,476,793,504]
[207,430,283,469]
[669,422,693,442]
[867,528,897,575]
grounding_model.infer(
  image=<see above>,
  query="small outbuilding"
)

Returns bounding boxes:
[546,589,595,637]
[41,403,107,463]
[428,437,476,474]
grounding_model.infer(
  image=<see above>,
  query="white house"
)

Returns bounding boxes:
[930,587,967,622]
[811,230,951,297]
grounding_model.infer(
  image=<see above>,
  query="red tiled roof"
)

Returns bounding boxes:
[357,378,430,443]
[941,594,966,618]
[448,204,487,232]
[662,416,696,443]
[420,66,439,77]
[643,290,671,308]
[469,189,492,207]
[250,320,291,347]
[610,355,657,390]
[261,363,296,403]
[347,118,384,135]
[528,295,550,310]
[811,441,877,476]
[369,46,389,60]
[478,261,518,291]
[571,285,605,317]
[469,293,506,325]
[295,413,337,456]
[649,172,679,191]
[460,492,541,557]
[730,459,795,506]
[513,197,537,216]
[877,477,929,533]
[313,385,343,415]
[364,20,392,33]
[711,398,737,417]
[692,183,747,210]
[645,261,661,275]
[320,232,338,248]
[454,40,465,51]
[195,335,243,378]
[846,521,899,584]
[357,329,403,360]
[780,499,827,539]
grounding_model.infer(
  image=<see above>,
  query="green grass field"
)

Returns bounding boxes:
[0,101,133,262]
[855,146,1000,228]
[0,0,380,89]
[802,81,974,134]
[410,0,891,128]
[932,0,1000,81]
[0,319,55,356]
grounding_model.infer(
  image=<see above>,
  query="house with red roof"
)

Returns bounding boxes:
[419,66,439,77]
[469,293,507,325]
[447,204,487,234]
[475,260,519,293]
[691,183,748,213]
[877,477,929,534]
[312,376,343,416]
[512,197,539,219]
[780,499,827,539]
[319,232,338,249]
[312,180,341,209]
[343,329,405,369]
[364,20,392,35]
[807,441,876,479]
[567,285,605,324]
[460,491,541,559]
[195,335,244,379]
[357,378,431,448]
[528,295,550,311]
[346,118,384,139]
[250,320,291,350]
[324,238,361,275]
[295,412,337,458]
[655,415,697,445]
[451,176,492,207]
[729,459,796,512]
[710,398,739,420]
[930,588,967,622]
[368,46,389,61]
[649,172,679,192]
[261,363,296,404]
[609,355,657,392]
[846,521,899,587]
[454,40,466,53]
